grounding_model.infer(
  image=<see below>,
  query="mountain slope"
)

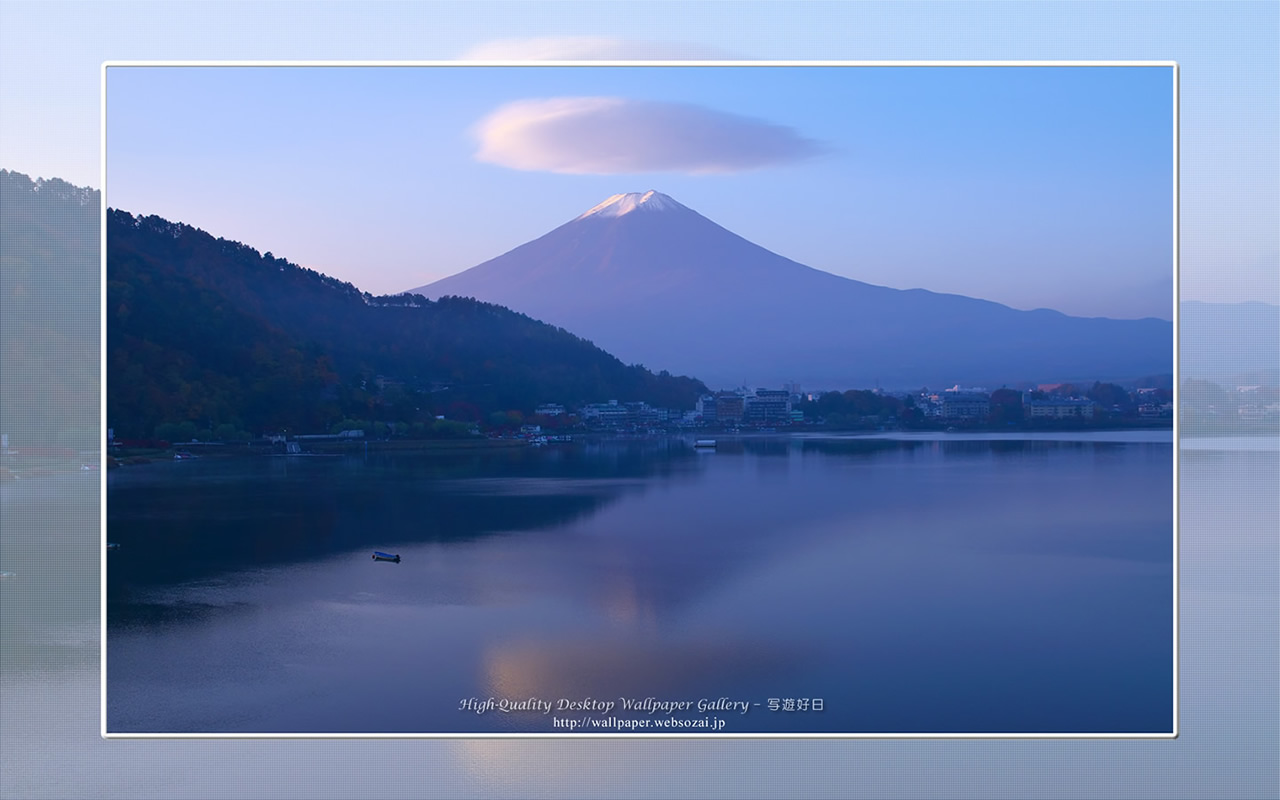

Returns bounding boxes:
[107,209,706,437]
[0,170,100,447]
[411,191,1173,389]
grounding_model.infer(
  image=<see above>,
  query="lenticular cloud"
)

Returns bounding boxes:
[473,97,825,175]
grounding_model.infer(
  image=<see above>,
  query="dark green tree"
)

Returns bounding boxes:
[1087,382,1132,412]
[989,388,1024,425]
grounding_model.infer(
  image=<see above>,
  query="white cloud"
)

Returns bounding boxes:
[473,97,826,175]
[458,36,734,61]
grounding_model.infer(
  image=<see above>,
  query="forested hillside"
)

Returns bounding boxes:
[107,209,705,438]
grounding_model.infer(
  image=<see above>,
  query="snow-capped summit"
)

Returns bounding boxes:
[409,191,1171,388]
[575,190,685,220]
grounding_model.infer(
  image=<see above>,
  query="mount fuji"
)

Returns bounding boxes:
[409,191,1172,389]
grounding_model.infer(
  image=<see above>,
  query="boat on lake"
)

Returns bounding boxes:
[372,551,401,563]
[694,439,717,449]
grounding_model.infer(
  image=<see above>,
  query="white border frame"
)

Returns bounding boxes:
[99,59,1177,737]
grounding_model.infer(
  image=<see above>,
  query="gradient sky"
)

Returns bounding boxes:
[5,2,1276,313]
[104,64,1174,319]
[0,3,1277,800]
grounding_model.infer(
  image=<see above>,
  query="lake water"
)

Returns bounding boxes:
[105,433,1174,734]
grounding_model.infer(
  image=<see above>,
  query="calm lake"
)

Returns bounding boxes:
[106,432,1174,734]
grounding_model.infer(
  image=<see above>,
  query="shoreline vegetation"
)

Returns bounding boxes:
[93,420,1191,468]
[16,418,1280,481]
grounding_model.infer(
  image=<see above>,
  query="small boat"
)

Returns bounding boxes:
[372,551,401,563]
[694,439,717,449]
[0,571,17,579]
[107,542,121,550]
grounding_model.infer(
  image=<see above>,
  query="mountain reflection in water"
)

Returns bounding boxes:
[107,434,1173,734]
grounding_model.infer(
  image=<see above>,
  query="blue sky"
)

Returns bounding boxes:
[4,2,1276,312]
[106,64,1174,319]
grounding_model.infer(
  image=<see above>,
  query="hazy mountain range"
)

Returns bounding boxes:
[412,191,1177,389]
[1179,300,1279,387]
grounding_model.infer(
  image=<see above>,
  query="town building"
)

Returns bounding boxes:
[624,401,667,425]
[1024,398,1097,419]
[714,392,746,423]
[580,400,631,426]
[941,392,990,420]
[696,395,717,422]
[745,389,792,424]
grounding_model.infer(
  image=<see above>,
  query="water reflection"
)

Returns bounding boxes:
[1,474,100,676]
[107,448,688,591]
[106,436,1173,733]
[482,634,807,729]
